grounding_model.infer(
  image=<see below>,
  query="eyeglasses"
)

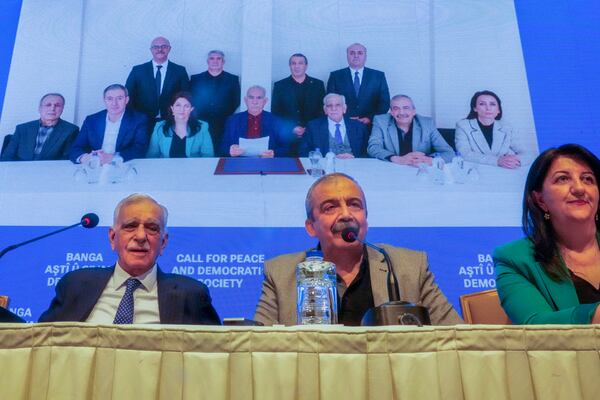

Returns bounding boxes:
[151,45,171,50]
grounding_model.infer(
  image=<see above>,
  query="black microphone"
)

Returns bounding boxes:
[81,213,99,228]
[341,226,431,326]
[0,213,99,259]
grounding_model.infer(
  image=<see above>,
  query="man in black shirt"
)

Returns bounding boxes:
[190,50,241,152]
[271,53,325,155]
[254,173,462,326]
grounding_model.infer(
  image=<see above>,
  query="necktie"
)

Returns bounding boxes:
[113,278,142,324]
[335,123,343,145]
[155,65,163,98]
[353,71,360,96]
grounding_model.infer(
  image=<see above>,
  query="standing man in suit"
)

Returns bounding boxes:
[220,85,289,157]
[190,50,240,151]
[271,53,325,155]
[39,193,221,325]
[125,36,189,128]
[1,93,79,161]
[299,93,368,158]
[254,173,462,326]
[368,94,454,164]
[70,84,149,164]
[327,43,390,126]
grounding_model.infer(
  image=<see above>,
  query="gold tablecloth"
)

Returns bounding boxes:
[0,323,598,400]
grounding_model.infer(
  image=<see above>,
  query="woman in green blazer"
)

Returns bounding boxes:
[495,144,600,324]
[147,91,214,158]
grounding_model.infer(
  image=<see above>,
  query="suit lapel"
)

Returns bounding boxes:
[79,267,114,321]
[39,120,65,158]
[145,62,158,103]
[157,268,185,323]
[386,116,400,155]
[367,246,390,306]
[115,111,130,151]
[319,118,330,153]
[344,68,358,101]
[358,68,371,98]
[411,116,424,152]
[160,61,173,102]
[491,121,509,155]
[468,119,492,154]
[22,122,39,159]
[345,118,361,156]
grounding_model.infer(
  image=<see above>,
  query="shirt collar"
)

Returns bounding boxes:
[349,67,364,76]
[113,262,158,292]
[152,60,169,69]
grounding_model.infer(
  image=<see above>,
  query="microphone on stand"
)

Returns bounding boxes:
[341,227,431,326]
[0,213,99,260]
[0,213,99,322]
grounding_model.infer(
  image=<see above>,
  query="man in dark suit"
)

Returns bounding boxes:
[1,93,79,161]
[39,193,221,325]
[220,85,289,157]
[326,43,390,126]
[272,53,325,155]
[70,84,148,164]
[190,50,240,151]
[125,36,189,126]
[299,93,368,158]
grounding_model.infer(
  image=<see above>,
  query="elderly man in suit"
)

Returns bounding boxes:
[190,50,240,151]
[272,53,325,155]
[1,93,79,161]
[125,36,189,126]
[299,93,368,158]
[326,43,390,126]
[368,94,454,164]
[39,193,221,325]
[70,84,148,164]
[220,85,289,157]
[254,173,462,326]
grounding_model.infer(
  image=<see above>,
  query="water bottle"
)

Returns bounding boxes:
[430,152,445,185]
[85,153,101,184]
[451,151,467,184]
[308,148,323,178]
[110,152,125,183]
[324,151,336,175]
[296,250,338,324]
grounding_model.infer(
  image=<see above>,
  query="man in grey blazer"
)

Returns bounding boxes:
[368,94,454,164]
[1,93,78,161]
[254,173,462,326]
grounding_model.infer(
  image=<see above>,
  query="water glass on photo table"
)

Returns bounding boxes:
[308,149,324,178]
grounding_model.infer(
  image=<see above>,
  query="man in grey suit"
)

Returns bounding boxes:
[254,173,462,326]
[1,93,78,161]
[368,94,454,164]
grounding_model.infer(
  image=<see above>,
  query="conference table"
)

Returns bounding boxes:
[0,322,596,400]
[0,157,528,228]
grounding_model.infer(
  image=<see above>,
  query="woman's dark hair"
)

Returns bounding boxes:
[162,91,202,137]
[466,90,503,120]
[523,143,600,280]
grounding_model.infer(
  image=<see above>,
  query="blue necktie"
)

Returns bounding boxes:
[335,123,343,145]
[113,278,142,324]
[353,71,360,96]
[155,65,163,98]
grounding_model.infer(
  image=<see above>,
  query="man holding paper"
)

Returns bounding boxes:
[220,85,289,157]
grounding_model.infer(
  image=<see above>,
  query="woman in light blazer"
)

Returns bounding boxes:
[455,90,530,168]
[147,91,214,158]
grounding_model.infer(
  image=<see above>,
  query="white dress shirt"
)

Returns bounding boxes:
[86,262,160,324]
[101,113,124,154]
[349,67,364,85]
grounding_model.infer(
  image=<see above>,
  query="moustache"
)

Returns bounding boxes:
[331,220,359,234]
